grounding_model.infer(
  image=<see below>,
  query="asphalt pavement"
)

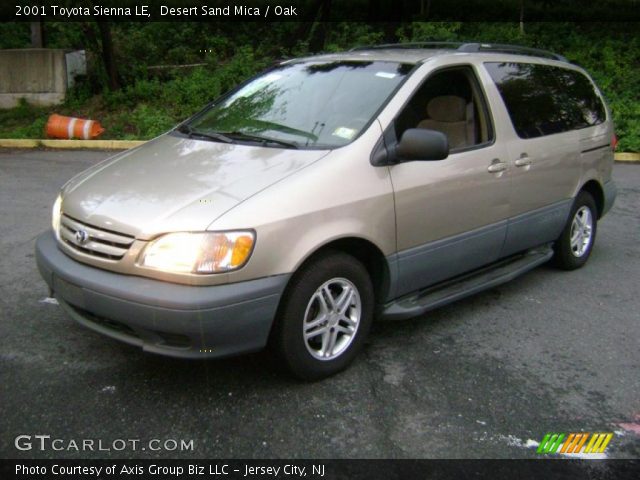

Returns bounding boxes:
[1,149,638,460]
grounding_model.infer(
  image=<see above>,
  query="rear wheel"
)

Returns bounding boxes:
[274,251,374,380]
[553,191,598,270]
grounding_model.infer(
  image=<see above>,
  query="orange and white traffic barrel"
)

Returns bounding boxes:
[46,114,105,139]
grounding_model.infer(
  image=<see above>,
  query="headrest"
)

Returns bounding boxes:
[426,96,467,122]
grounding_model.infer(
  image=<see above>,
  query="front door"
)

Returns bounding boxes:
[388,65,511,297]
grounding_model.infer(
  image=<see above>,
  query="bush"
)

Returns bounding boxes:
[0,99,48,138]
[128,104,176,139]
[399,22,640,152]
[0,23,637,150]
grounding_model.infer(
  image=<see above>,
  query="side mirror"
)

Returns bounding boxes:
[396,128,449,161]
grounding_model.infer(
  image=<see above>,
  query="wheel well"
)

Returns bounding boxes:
[267,237,391,346]
[297,238,391,303]
[580,180,605,218]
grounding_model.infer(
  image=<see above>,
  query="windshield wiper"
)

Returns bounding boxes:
[221,131,299,149]
[177,124,233,144]
[247,120,318,142]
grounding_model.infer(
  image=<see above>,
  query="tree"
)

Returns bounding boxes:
[96,22,119,90]
[30,22,44,47]
[309,0,332,52]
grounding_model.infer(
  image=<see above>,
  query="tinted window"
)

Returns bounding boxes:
[485,62,605,139]
[555,68,606,127]
[186,61,413,148]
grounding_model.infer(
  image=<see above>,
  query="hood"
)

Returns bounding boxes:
[61,133,329,239]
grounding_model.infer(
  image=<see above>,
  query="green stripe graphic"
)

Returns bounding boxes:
[537,433,565,454]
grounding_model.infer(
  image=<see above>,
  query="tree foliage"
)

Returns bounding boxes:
[0,21,637,150]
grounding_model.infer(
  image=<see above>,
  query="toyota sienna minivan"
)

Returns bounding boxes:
[36,43,617,379]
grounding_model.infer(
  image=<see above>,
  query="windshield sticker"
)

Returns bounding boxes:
[376,72,397,79]
[332,127,357,140]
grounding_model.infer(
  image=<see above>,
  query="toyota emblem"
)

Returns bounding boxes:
[75,230,89,245]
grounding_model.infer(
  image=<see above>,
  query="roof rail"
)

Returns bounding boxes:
[349,42,568,62]
[458,43,568,62]
[349,42,465,52]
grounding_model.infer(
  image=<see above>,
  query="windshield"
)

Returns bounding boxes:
[183,60,413,149]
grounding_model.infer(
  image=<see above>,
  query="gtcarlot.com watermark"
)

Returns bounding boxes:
[15,435,194,452]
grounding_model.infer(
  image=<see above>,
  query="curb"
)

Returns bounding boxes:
[0,139,639,161]
[0,139,146,149]
[614,152,640,162]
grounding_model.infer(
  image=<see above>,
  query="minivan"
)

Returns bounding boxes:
[36,43,617,379]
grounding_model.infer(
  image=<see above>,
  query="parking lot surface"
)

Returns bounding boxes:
[1,149,638,459]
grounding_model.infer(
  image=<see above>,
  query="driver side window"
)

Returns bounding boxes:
[395,66,494,152]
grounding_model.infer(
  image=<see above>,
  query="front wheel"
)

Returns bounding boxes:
[553,191,598,270]
[273,251,374,380]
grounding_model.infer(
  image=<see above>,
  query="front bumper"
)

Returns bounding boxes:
[36,231,289,359]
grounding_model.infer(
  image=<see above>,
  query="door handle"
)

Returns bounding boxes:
[515,155,532,167]
[487,160,508,173]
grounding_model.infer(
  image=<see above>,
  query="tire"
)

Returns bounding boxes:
[273,251,374,381]
[553,191,598,270]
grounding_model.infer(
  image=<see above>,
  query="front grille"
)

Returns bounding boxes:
[155,331,191,348]
[74,306,141,339]
[70,305,191,349]
[59,214,135,260]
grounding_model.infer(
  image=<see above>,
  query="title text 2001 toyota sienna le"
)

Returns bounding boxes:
[36,43,616,379]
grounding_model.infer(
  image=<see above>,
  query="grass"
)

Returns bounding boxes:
[0,96,175,141]
[0,49,638,152]
[0,48,269,141]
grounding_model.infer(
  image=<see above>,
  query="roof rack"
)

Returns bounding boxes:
[350,42,466,52]
[350,42,568,62]
[458,43,568,62]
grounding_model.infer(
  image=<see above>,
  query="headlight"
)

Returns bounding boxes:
[139,231,255,274]
[52,194,62,232]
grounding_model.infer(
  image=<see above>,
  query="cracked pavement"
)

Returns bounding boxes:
[1,149,638,459]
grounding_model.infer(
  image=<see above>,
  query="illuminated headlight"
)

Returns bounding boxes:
[139,231,255,274]
[52,194,62,233]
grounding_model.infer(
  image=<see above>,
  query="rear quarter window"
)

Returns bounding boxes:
[484,62,605,139]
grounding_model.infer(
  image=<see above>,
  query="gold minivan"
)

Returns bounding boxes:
[36,43,617,379]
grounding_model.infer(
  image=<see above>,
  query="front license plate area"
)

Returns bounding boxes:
[53,276,86,309]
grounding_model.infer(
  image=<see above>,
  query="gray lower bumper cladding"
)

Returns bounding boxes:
[35,231,289,359]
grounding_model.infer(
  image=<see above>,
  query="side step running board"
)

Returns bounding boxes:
[379,246,554,321]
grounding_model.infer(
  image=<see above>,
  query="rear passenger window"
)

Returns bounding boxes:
[484,62,605,139]
[556,68,606,127]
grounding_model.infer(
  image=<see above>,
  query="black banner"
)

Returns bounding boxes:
[2,459,640,480]
[4,0,640,22]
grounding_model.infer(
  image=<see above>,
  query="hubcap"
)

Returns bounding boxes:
[570,206,593,257]
[303,278,361,361]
